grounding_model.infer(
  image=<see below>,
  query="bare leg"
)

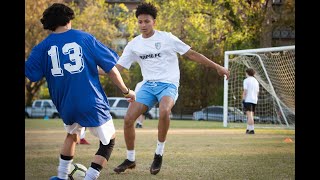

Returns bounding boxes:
[61,133,78,156]
[124,102,148,150]
[158,96,174,142]
[246,111,254,126]
[149,96,174,175]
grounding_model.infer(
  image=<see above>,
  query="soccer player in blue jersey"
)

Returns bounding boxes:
[112,2,230,175]
[25,3,135,180]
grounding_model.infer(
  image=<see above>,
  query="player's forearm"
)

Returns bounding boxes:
[185,50,218,69]
[107,66,129,94]
[115,64,124,72]
[242,91,247,100]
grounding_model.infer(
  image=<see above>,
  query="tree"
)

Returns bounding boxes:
[25,0,64,106]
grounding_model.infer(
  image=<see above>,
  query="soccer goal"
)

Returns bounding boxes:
[223,45,295,129]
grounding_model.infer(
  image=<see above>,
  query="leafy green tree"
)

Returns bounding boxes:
[25,0,64,106]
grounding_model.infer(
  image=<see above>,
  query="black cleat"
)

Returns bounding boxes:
[247,130,255,134]
[135,123,143,128]
[246,129,249,134]
[113,159,136,174]
[150,154,163,175]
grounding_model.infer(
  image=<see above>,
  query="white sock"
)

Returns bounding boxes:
[57,157,73,179]
[80,128,86,139]
[246,124,249,130]
[84,167,100,180]
[155,140,165,156]
[248,125,254,131]
[127,150,135,161]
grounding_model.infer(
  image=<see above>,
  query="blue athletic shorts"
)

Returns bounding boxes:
[136,81,178,111]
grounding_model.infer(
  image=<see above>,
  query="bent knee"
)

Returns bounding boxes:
[159,108,171,117]
[123,115,136,127]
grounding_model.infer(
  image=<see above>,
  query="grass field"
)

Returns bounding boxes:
[25,118,295,180]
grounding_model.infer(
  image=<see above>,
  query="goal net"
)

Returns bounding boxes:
[223,46,295,129]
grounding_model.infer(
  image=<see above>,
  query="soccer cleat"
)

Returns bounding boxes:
[80,138,90,145]
[248,130,255,134]
[113,159,136,174]
[150,154,163,175]
[49,176,66,180]
[246,129,249,134]
[135,123,143,128]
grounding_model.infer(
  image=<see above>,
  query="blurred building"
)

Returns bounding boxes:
[271,0,295,46]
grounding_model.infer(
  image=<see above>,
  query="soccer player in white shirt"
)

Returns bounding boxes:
[242,68,259,134]
[112,2,230,175]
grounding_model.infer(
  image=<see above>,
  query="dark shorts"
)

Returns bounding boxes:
[243,102,256,112]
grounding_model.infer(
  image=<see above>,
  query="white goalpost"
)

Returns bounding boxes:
[223,45,295,129]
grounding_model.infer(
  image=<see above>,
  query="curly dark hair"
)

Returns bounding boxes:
[135,2,157,19]
[246,68,255,76]
[40,3,75,31]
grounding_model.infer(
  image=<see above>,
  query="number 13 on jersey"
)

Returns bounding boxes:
[48,42,84,76]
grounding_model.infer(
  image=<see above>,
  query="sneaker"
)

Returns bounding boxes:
[135,123,143,128]
[150,154,163,175]
[248,130,255,134]
[246,129,249,134]
[80,138,90,145]
[49,176,66,180]
[113,159,136,174]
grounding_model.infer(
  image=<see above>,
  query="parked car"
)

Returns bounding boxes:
[108,97,160,119]
[192,105,259,122]
[25,99,60,119]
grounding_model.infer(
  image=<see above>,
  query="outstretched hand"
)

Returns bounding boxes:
[124,89,136,102]
[217,66,230,80]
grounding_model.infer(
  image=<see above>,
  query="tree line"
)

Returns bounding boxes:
[25,0,295,115]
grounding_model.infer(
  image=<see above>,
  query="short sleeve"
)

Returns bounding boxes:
[243,79,248,90]
[25,45,44,82]
[88,35,119,73]
[168,32,191,55]
[117,42,137,69]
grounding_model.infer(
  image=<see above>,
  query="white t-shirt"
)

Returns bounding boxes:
[117,30,191,88]
[243,76,259,104]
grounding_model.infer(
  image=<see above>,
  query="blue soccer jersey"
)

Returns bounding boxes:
[25,29,119,127]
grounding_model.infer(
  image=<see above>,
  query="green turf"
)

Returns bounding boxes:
[25,118,295,179]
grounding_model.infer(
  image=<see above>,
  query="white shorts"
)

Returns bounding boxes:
[64,119,116,145]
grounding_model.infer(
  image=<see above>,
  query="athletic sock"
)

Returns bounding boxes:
[248,125,254,131]
[155,140,166,156]
[80,127,86,139]
[57,157,73,179]
[127,150,135,161]
[84,167,100,180]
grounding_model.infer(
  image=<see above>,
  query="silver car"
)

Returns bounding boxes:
[193,105,253,122]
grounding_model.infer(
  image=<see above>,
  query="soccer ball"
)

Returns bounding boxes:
[68,163,87,180]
